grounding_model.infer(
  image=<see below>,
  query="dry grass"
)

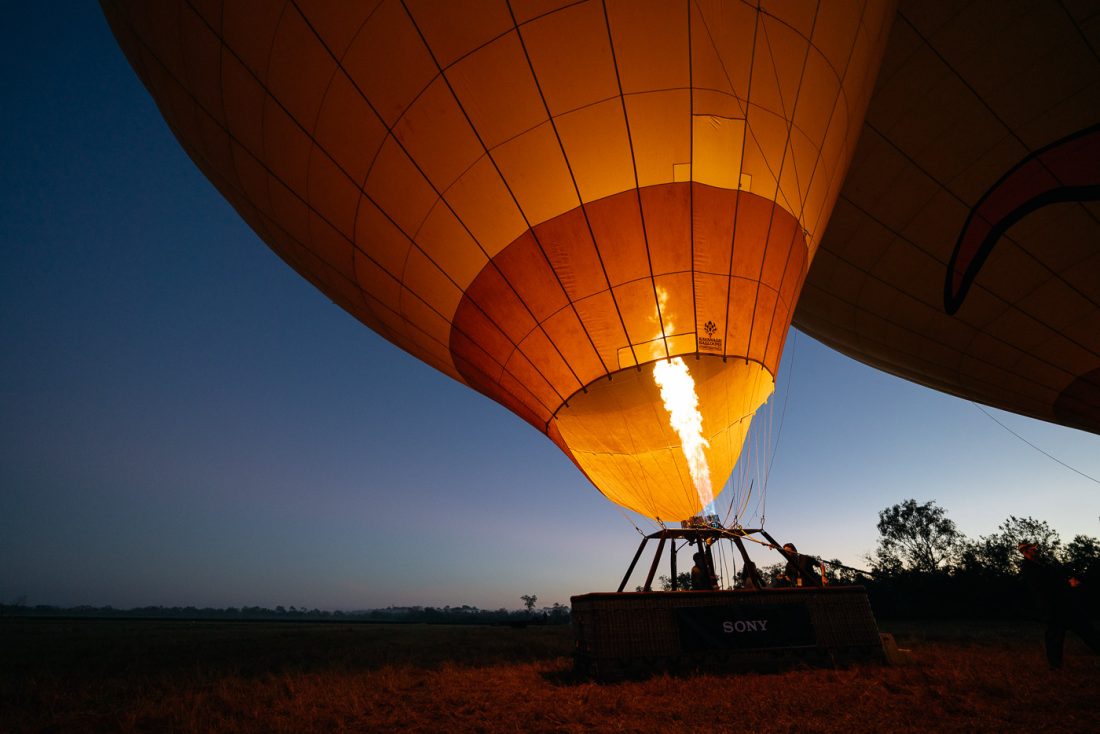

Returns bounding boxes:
[2,618,1098,733]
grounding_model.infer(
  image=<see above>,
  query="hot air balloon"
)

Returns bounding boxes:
[101,0,896,523]
[796,3,1100,437]
[101,0,1100,527]
[96,0,1100,682]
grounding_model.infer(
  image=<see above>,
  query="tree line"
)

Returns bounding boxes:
[5,500,1096,621]
[652,499,1099,619]
[845,499,1099,618]
[0,600,571,625]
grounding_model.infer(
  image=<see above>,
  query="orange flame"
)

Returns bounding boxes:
[650,287,712,510]
[653,356,713,508]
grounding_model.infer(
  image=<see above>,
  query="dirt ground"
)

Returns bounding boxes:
[2,617,1097,733]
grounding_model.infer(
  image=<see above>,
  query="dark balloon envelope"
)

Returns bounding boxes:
[794,3,1100,436]
[101,0,1099,521]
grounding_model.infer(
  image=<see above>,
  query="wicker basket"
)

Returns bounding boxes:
[571,586,884,679]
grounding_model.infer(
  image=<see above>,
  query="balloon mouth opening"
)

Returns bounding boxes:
[551,354,774,522]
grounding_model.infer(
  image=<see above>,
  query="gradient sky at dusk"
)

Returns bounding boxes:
[2,5,1098,612]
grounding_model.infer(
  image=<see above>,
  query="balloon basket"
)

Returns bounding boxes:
[572,525,884,680]
[570,586,885,681]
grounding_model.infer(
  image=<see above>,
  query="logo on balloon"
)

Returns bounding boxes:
[699,321,722,352]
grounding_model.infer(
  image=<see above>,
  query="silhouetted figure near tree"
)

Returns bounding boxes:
[1018,542,1100,669]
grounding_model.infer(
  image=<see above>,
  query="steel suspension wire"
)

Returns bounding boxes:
[971,401,1100,485]
[724,541,737,589]
[724,478,753,526]
[761,328,800,526]
[613,502,652,537]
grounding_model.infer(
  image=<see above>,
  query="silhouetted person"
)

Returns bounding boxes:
[1018,542,1100,669]
[691,551,717,590]
[778,543,822,587]
[739,559,765,590]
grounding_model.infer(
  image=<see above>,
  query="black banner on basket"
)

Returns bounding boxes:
[676,604,816,651]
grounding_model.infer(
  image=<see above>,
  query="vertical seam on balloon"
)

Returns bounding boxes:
[307,9,560,402]
[301,1,390,330]
[598,0,668,360]
[763,0,869,374]
[212,1,251,248]
[1057,0,1100,63]
[738,5,820,471]
[278,4,464,325]
[760,226,800,373]
[201,1,279,283]
[204,0,436,347]
[259,2,295,302]
[690,3,801,340]
[690,6,754,364]
[294,0,407,347]
[183,1,239,226]
[787,0,866,250]
[393,1,594,414]
[718,7,758,363]
[743,9,816,373]
[692,7,818,251]
[217,2,293,317]
[898,9,1054,160]
[694,1,751,118]
[687,0,698,354]
[300,4,384,325]
[137,2,554,418]
[396,3,611,406]
[179,1,200,190]
[818,7,902,336]
[844,19,971,337]
[399,19,602,398]
[507,0,642,374]
[286,1,574,414]
[115,5,394,349]
[768,12,810,220]
[739,10,809,217]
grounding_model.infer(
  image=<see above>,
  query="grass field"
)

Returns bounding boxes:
[2,617,1098,733]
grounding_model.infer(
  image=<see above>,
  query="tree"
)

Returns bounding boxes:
[872,499,962,574]
[1062,534,1100,578]
[996,515,1061,554]
[546,602,571,623]
[961,516,1062,575]
[758,562,787,586]
[520,594,537,613]
[657,572,693,591]
[822,559,863,585]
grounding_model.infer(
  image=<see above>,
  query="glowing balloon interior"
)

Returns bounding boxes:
[102,0,896,520]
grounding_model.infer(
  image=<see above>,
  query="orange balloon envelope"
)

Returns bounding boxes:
[102,0,895,521]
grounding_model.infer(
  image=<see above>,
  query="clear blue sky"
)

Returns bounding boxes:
[2,5,1097,612]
